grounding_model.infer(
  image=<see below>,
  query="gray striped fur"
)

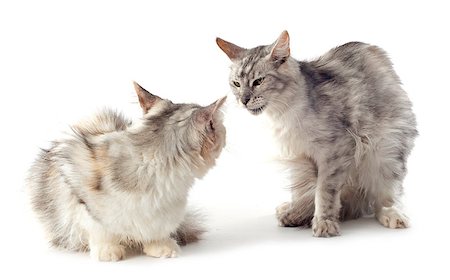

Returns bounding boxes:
[217,31,417,237]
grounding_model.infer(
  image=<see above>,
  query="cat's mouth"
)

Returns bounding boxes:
[248,105,266,115]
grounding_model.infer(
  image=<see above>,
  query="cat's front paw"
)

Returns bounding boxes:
[376,206,410,229]
[91,244,126,262]
[312,217,340,237]
[143,238,180,258]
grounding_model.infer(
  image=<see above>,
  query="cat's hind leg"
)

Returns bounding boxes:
[276,155,317,227]
[376,206,409,228]
[373,169,410,229]
[373,178,410,229]
[363,134,413,229]
[143,238,180,258]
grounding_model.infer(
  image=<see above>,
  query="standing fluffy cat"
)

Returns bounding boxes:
[217,31,417,237]
[27,82,226,260]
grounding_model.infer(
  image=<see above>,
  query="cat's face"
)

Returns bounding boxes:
[133,82,226,175]
[217,31,293,116]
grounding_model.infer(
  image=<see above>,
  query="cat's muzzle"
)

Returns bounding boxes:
[247,105,266,115]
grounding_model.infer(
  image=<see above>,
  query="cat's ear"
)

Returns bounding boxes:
[216,37,246,61]
[133,81,161,114]
[195,96,227,125]
[270,30,290,64]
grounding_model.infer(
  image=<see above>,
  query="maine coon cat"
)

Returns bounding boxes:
[27,82,226,260]
[217,31,417,237]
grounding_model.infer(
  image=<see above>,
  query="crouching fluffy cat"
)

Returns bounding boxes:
[27,82,226,260]
[217,31,417,237]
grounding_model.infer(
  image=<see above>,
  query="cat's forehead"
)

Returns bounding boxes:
[231,46,270,79]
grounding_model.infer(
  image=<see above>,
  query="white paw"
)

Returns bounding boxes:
[276,202,291,226]
[312,217,340,237]
[91,244,126,262]
[376,206,410,229]
[143,239,180,258]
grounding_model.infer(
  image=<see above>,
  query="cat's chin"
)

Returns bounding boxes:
[247,105,266,115]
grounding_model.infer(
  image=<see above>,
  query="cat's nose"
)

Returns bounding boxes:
[241,94,251,105]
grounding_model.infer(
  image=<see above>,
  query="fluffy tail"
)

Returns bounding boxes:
[171,210,205,246]
[72,108,131,137]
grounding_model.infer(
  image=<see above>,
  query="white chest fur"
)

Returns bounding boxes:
[94,185,188,241]
[268,110,312,160]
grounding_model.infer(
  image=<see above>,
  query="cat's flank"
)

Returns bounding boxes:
[217,31,417,237]
[27,82,226,260]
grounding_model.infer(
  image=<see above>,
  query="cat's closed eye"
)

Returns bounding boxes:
[209,120,215,131]
[252,77,265,87]
[232,81,240,87]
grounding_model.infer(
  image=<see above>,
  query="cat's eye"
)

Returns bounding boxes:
[233,81,240,87]
[209,120,215,131]
[252,77,265,87]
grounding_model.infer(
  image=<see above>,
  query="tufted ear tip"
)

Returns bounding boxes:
[132,81,145,94]
[132,81,161,114]
[214,96,227,110]
[270,30,291,63]
[216,37,223,45]
[216,37,246,61]
[195,96,227,125]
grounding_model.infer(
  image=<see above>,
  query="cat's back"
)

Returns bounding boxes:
[300,41,414,127]
[296,41,417,146]
[308,41,399,84]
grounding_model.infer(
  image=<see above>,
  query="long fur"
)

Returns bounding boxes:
[171,210,205,246]
[27,88,226,260]
[218,31,417,237]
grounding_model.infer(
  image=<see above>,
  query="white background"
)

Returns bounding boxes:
[1,0,449,279]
